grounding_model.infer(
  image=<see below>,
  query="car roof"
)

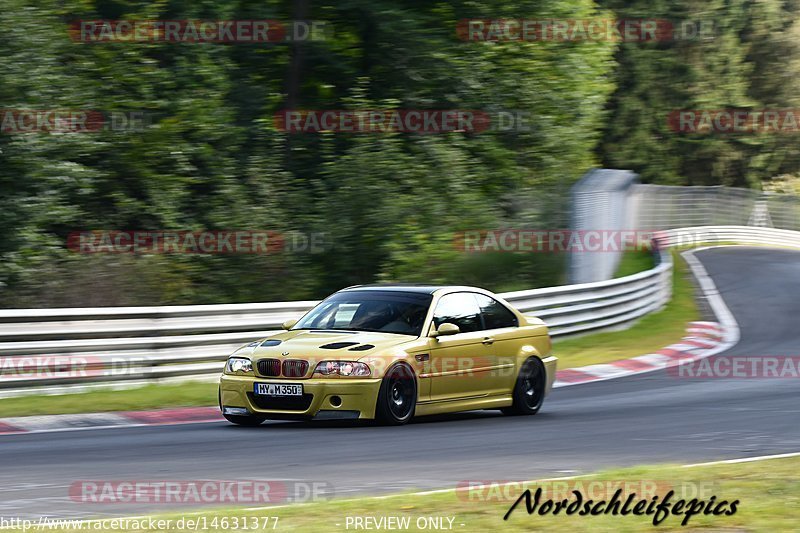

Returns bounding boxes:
[339,284,486,295]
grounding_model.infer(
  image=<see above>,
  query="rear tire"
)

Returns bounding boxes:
[502,357,546,416]
[375,363,417,425]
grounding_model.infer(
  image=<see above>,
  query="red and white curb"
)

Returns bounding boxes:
[0,323,719,434]
[554,247,741,388]
[0,248,740,435]
[553,321,726,387]
[0,406,221,435]
[0,321,726,435]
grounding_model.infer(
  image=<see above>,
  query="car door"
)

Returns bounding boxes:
[428,292,500,401]
[471,293,522,393]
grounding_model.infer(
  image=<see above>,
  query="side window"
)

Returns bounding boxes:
[474,294,518,330]
[432,293,481,333]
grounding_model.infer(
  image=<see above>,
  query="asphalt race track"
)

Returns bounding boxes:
[2,247,800,519]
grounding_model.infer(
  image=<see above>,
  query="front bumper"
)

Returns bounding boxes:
[219,374,383,420]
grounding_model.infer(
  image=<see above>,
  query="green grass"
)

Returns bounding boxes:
[0,381,217,418]
[554,251,700,369]
[28,455,800,532]
[612,248,656,278]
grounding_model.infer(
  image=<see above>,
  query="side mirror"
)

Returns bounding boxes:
[282,319,298,330]
[431,322,460,338]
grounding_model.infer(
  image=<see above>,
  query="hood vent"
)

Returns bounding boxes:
[348,344,375,351]
[319,342,360,350]
[261,339,282,347]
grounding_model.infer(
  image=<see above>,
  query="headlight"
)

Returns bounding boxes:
[226,357,253,374]
[314,361,371,377]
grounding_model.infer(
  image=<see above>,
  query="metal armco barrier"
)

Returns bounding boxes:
[1,225,792,396]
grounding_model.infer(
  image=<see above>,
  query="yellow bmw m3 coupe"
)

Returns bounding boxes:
[219,285,557,426]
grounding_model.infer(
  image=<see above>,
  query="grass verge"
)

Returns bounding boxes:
[612,248,656,278]
[0,381,217,418]
[29,454,800,532]
[554,251,700,369]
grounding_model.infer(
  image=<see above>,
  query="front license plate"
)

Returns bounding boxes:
[255,383,303,396]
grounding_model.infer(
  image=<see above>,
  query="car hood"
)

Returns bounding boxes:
[233,329,416,360]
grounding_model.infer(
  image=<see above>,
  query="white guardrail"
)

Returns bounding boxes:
[0,225,794,397]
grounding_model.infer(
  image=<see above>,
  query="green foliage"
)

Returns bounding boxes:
[599,0,800,187]
[3,0,800,306]
[0,0,617,306]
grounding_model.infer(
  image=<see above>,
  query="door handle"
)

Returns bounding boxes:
[481,337,495,345]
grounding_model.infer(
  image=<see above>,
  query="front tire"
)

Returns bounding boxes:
[502,357,546,416]
[375,363,417,425]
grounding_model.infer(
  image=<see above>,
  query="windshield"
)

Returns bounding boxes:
[293,290,432,336]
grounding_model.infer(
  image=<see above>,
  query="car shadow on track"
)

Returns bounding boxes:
[221,410,552,430]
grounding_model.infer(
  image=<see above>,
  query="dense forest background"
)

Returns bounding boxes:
[2,0,799,307]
